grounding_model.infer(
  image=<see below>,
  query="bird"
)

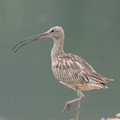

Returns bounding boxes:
[12,26,113,120]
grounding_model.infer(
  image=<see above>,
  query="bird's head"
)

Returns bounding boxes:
[47,26,64,40]
[12,26,64,52]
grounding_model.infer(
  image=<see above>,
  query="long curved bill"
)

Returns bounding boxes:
[12,32,49,53]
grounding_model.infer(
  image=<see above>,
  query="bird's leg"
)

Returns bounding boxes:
[75,91,84,120]
[61,98,80,113]
[61,91,85,114]
[76,101,80,120]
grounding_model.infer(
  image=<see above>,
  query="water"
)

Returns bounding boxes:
[0,0,120,120]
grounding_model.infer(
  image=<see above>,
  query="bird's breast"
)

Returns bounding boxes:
[51,59,67,80]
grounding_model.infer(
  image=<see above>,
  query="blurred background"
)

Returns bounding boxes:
[0,0,120,120]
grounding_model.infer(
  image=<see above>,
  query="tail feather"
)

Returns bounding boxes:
[91,73,113,83]
[105,78,113,82]
[100,82,108,89]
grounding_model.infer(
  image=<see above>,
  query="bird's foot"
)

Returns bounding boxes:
[61,102,71,113]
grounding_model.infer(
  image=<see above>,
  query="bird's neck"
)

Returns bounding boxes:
[51,38,64,59]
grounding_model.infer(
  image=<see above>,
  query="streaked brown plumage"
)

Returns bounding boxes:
[52,52,112,91]
[13,26,113,120]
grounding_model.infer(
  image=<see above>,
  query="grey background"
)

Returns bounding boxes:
[0,0,120,120]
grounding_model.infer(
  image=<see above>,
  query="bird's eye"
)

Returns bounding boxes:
[51,30,54,33]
